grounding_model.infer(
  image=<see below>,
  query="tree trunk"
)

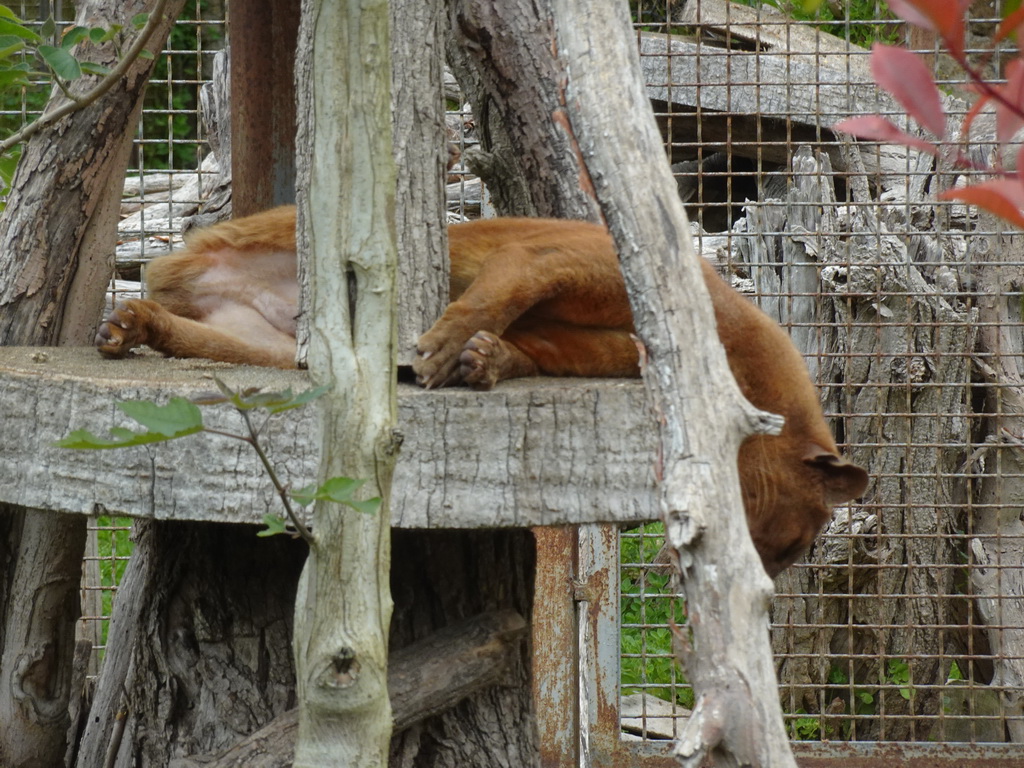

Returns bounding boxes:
[292,0,398,764]
[0,507,86,768]
[765,147,975,741]
[549,2,795,765]
[72,521,306,768]
[971,217,1024,742]
[0,3,185,763]
[387,530,538,767]
[444,0,600,221]
[448,1,795,761]
[391,0,449,365]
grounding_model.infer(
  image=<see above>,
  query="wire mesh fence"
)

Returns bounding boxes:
[619,0,1024,756]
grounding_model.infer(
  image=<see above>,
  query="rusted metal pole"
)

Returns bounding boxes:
[229,0,299,216]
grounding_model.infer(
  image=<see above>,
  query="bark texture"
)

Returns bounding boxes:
[543,2,794,765]
[0,349,659,530]
[293,0,398,764]
[0,508,86,768]
[72,521,305,768]
[971,217,1024,742]
[123,527,536,768]
[391,0,449,365]
[386,530,537,767]
[445,0,599,220]
[765,147,976,742]
[0,4,185,763]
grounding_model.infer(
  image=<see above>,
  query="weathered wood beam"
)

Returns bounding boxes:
[0,348,658,529]
[637,12,963,196]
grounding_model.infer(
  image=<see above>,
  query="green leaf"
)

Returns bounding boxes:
[0,16,41,44]
[131,13,149,30]
[313,476,363,502]
[256,514,288,537]
[211,378,258,410]
[90,24,121,44]
[191,391,231,406]
[291,476,364,507]
[251,384,330,414]
[79,61,111,76]
[117,397,204,436]
[290,484,317,508]
[0,61,34,90]
[137,49,154,60]
[267,384,331,413]
[290,477,379,514]
[54,421,203,449]
[39,16,55,40]
[346,497,382,515]
[38,44,82,80]
[0,147,20,187]
[210,378,329,414]
[60,26,90,50]
[0,35,25,61]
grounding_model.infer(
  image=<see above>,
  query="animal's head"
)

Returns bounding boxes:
[739,437,868,578]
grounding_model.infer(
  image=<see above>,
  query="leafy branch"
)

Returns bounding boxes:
[833,0,1024,228]
[54,379,382,548]
[0,0,169,155]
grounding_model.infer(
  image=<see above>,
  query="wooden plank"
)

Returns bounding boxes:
[638,31,881,135]
[0,348,658,529]
[676,0,873,66]
[636,19,962,193]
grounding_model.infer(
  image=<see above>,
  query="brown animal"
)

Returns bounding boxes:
[96,206,868,576]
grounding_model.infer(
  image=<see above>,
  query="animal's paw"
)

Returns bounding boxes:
[459,331,504,391]
[414,318,477,389]
[95,300,156,359]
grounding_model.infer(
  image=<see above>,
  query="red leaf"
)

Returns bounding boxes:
[996,5,1024,43]
[939,178,1024,228]
[870,44,946,138]
[995,58,1024,147]
[885,0,939,32]
[832,115,940,156]
[886,0,970,56]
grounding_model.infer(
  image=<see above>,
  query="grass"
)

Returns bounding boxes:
[89,516,133,649]
[620,521,694,710]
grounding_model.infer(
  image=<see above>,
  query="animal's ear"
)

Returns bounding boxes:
[804,446,869,505]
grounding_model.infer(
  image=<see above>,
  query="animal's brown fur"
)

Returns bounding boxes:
[96,206,868,575]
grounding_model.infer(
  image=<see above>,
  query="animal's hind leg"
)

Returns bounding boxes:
[456,331,540,390]
[500,324,641,378]
[457,324,641,390]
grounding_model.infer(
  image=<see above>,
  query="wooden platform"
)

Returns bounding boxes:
[0,347,659,529]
